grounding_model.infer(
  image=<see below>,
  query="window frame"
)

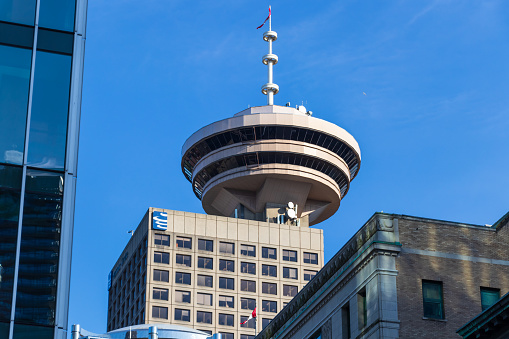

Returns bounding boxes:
[422,280,444,320]
[282,249,297,262]
[176,236,192,249]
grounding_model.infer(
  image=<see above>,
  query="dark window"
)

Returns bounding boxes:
[153,288,168,301]
[241,244,256,257]
[220,242,235,254]
[357,289,367,328]
[262,247,277,260]
[241,280,256,293]
[283,285,297,297]
[283,267,298,279]
[342,304,351,339]
[154,251,169,264]
[303,252,318,264]
[198,239,213,252]
[219,295,234,308]
[219,259,235,272]
[176,254,192,267]
[241,335,255,339]
[153,270,169,282]
[154,234,170,246]
[304,270,317,281]
[197,274,213,288]
[219,277,235,290]
[220,333,234,339]
[262,282,277,295]
[176,236,192,249]
[174,308,190,322]
[422,280,444,319]
[262,318,272,329]
[262,264,277,277]
[175,272,191,285]
[175,290,191,303]
[197,311,212,324]
[480,287,500,311]
[282,250,297,262]
[198,257,213,270]
[196,292,212,306]
[241,298,256,310]
[240,315,256,328]
[262,300,277,313]
[241,262,256,275]
[219,313,234,327]
[152,306,168,319]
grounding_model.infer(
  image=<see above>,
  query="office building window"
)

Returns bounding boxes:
[480,287,500,311]
[197,274,213,288]
[174,308,190,322]
[154,251,169,264]
[241,298,256,310]
[197,311,212,324]
[175,290,191,303]
[153,288,168,301]
[283,267,298,279]
[303,270,317,281]
[240,315,256,328]
[241,280,256,293]
[154,234,170,246]
[262,247,277,260]
[220,242,235,254]
[342,304,351,339]
[358,288,367,328]
[241,335,255,339]
[218,313,234,327]
[219,277,235,290]
[262,282,277,295]
[262,264,277,277]
[220,333,234,339]
[262,300,277,313]
[422,280,444,319]
[175,272,191,285]
[198,257,213,270]
[219,295,234,308]
[198,239,213,252]
[219,259,235,272]
[152,306,168,319]
[241,262,256,275]
[197,292,213,306]
[153,270,169,282]
[283,285,297,297]
[176,236,192,249]
[241,244,256,257]
[304,252,318,264]
[176,254,192,267]
[282,250,297,262]
[262,318,272,329]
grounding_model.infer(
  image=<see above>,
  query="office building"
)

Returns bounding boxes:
[0,1,87,338]
[256,211,509,339]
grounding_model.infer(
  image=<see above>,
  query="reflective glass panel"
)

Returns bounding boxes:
[0,45,31,165]
[0,165,22,323]
[0,0,36,26]
[15,169,63,326]
[27,51,71,170]
[39,0,75,32]
[13,323,54,339]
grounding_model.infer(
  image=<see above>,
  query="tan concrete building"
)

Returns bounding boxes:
[256,211,509,339]
[107,207,324,338]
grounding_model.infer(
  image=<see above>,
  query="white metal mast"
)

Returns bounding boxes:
[261,6,279,105]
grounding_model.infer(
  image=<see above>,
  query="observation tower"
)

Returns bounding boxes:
[181,8,361,226]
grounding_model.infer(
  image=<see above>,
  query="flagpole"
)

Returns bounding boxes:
[260,5,279,106]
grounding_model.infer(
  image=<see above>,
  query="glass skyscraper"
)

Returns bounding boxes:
[0,0,87,338]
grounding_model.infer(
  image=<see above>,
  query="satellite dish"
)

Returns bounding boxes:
[287,202,294,209]
[287,209,296,219]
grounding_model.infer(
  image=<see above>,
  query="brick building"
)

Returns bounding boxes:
[256,211,509,339]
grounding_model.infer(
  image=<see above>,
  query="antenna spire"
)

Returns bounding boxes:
[261,6,279,105]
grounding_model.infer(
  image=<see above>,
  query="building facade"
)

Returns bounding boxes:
[256,211,509,339]
[107,208,324,338]
[0,1,87,338]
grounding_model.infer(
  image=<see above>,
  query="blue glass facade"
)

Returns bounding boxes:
[0,0,87,338]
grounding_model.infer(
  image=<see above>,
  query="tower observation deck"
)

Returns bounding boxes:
[181,8,361,226]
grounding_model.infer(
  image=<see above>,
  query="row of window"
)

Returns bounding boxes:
[154,234,319,264]
[153,270,299,296]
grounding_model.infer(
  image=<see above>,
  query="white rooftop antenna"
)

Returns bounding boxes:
[261,6,279,105]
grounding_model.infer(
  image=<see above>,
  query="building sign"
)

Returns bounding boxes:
[152,211,168,230]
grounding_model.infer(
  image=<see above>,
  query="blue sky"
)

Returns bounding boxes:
[69,0,509,333]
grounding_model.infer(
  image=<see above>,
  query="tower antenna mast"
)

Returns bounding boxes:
[261,6,279,105]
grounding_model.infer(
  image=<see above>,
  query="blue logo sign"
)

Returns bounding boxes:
[152,211,168,230]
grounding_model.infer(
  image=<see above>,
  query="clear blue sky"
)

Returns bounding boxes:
[69,0,509,333]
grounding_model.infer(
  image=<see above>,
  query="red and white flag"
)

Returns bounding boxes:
[257,7,271,29]
[240,307,257,324]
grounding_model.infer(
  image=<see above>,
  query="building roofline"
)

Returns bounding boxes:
[377,212,496,230]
